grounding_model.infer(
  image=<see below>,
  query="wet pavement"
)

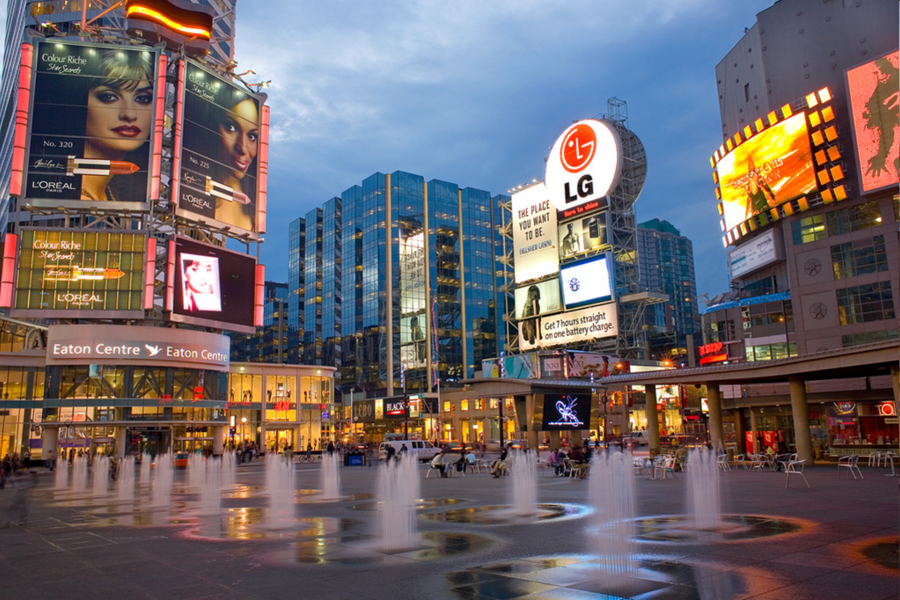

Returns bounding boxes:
[0,459,896,599]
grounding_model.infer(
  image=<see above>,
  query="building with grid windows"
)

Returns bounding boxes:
[288,171,511,412]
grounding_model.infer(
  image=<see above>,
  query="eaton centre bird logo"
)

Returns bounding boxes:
[548,395,584,427]
[144,344,161,356]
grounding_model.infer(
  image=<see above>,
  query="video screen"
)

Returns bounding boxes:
[24,41,158,207]
[14,229,146,316]
[178,61,263,235]
[514,278,562,320]
[558,212,609,260]
[559,254,613,309]
[716,113,816,232]
[847,51,899,193]
[541,393,592,430]
[171,237,256,329]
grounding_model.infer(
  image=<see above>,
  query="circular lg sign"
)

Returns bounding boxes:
[546,119,622,213]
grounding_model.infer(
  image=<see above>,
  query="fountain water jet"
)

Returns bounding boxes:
[376,455,419,550]
[319,452,341,499]
[187,454,205,491]
[151,454,173,507]
[92,455,110,498]
[140,452,152,485]
[72,455,88,494]
[221,450,236,490]
[117,457,135,503]
[265,453,295,528]
[687,447,722,530]
[508,450,538,518]
[198,458,222,516]
[54,458,68,490]
[589,450,638,589]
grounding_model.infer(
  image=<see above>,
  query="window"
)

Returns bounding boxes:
[826,200,881,236]
[744,83,750,102]
[474,399,484,411]
[836,281,895,325]
[461,399,469,411]
[842,329,899,347]
[830,235,889,279]
[792,215,826,245]
[443,401,451,413]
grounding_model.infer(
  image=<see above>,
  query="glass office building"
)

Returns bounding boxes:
[289,171,511,400]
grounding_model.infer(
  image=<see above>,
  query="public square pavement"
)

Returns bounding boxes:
[0,456,896,600]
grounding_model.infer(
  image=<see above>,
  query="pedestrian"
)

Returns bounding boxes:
[492,445,509,478]
[306,443,312,461]
[327,441,335,455]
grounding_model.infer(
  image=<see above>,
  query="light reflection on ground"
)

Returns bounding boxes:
[631,514,811,543]
[420,503,591,525]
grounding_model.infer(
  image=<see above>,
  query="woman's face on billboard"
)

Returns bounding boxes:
[185,259,215,295]
[218,98,259,181]
[85,81,153,154]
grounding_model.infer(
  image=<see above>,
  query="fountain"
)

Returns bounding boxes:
[198,457,222,516]
[140,452,152,485]
[92,455,110,498]
[221,450,236,490]
[117,457,135,503]
[72,454,88,493]
[265,453,295,528]
[319,452,341,499]
[688,447,722,530]
[151,454,173,507]
[188,453,206,491]
[589,449,638,588]
[376,455,419,550]
[54,457,68,490]
[508,450,538,518]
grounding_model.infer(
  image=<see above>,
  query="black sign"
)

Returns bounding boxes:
[384,396,407,418]
[541,393,592,430]
[352,400,376,423]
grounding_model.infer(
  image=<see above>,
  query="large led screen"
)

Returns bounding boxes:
[14,229,146,317]
[560,254,613,310]
[716,113,816,232]
[541,393,591,430]
[178,61,263,235]
[846,51,899,193]
[171,237,256,330]
[558,211,609,260]
[24,41,158,208]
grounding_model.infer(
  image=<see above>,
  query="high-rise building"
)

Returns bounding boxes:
[636,218,700,363]
[289,171,511,401]
[231,281,290,363]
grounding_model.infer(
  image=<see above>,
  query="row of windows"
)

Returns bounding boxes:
[744,342,798,362]
[831,235,889,280]
[841,329,899,348]
[791,200,882,245]
[836,281,895,326]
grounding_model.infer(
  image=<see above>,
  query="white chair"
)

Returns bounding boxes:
[654,457,677,480]
[716,454,731,471]
[732,454,749,470]
[785,459,809,489]
[837,455,863,479]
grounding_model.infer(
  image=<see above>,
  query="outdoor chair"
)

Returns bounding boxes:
[837,455,863,479]
[654,457,677,480]
[716,454,731,471]
[784,459,809,489]
[732,454,749,470]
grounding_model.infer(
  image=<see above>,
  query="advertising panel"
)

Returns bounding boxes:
[399,231,426,314]
[46,324,230,371]
[177,60,264,235]
[716,113,816,232]
[482,354,540,379]
[24,41,158,209]
[540,393,592,430]
[566,352,615,379]
[14,229,146,318]
[519,302,618,351]
[545,119,622,214]
[170,237,256,332]
[384,396,407,419]
[728,229,784,279]
[846,50,899,194]
[516,278,562,348]
[558,211,610,260]
[400,314,427,369]
[560,254,614,310]
[512,183,559,284]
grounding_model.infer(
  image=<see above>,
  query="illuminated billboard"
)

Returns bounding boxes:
[515,278,562,347]
[545,119,622,214]
[541,393,592,430]
[23,41,159,209]
[400,314,427,369]
[558,211,609,260]
[13,229,146,318]
[176,60,267,236]
[519,302,618,351]
[846,50,899,194]
[399,231,426,314]
[560,254,614,310]
[512,183,559,283]
[169,237,256,332]
[716,113,816,232]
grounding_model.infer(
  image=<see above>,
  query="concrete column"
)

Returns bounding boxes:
[212,426,225,456]
[116,427,127,459]
[706,382,725,452]
[749,408,759,454]
[789,376,814,464]
[42,427,58,465]
[892,364,899,456]
[296,424,303,451]
[259,408,267,452]
[645,385,660,455]
[548,430,561,450]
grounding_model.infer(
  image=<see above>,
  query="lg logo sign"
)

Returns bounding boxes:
[547,120,622,213]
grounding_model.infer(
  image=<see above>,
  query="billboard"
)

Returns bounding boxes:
[516,278,562,347]
[545,119,622,214]
[560,254,614,310]
[519,302,618,351]
[728,229,784,279]
[170,237,256,332]
[716,113,816,232]
[400,314,427,369]
[540,393,592,430]
[177,60,266,236]
[400,231,426,314]
[23,41,159,209]
[558,211,610,260]
[512,183,559,284]
[846,50,899,194]
[13,229,146,318]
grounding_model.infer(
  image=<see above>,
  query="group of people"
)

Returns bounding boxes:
[430,446,479,478]
[545,445,593,477]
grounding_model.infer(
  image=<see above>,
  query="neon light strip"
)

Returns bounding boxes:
[171,60,185,211]
[257,104,270,234]
[0,234,17,308]
[165,240,175,312]
[144,237,156,310]
[150,53,167,200]
[126,6,211,39]
[254,264,265,327]
[10,44,33,197]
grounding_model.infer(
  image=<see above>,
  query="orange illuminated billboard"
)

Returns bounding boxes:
[846,50,899,194]
[716,113,817,232]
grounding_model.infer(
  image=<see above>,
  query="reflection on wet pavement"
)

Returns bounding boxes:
[292,531,492,565]
[633,514,809,543]
[346,497,464,511]
[421,503,590,525]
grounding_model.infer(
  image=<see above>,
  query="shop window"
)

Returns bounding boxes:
[443,401,451,413]
[461,399,469,411]
[836,281,895,325]
[791,214,825,245]
[489,398,499,409]
[474,399,484,411]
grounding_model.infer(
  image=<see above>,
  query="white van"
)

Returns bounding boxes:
[377,440,440,463]
[631,430,651,446]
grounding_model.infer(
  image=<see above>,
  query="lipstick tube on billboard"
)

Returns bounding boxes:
[43,266,125,281]
[205,176,250,204]
[67,156,139,176]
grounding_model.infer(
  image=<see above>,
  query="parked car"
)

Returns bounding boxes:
[377,440,441,463]
[631,431,651,446]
